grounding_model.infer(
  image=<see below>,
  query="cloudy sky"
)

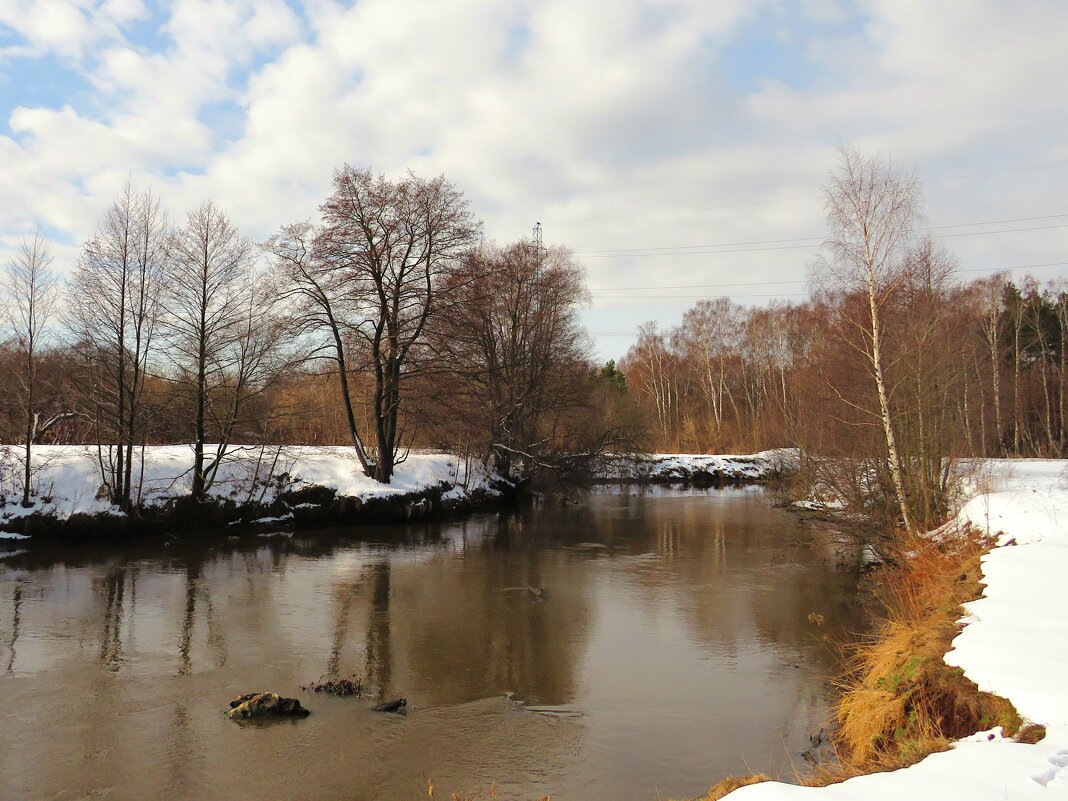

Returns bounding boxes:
[1,0,1067,359]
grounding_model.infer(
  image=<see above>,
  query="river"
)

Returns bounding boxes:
[0,486,863,801]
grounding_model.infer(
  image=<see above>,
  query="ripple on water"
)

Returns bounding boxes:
[0,490,863,801]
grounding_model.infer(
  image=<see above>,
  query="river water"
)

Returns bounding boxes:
[0,486,863,801]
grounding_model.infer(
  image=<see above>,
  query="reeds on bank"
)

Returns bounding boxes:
[696,523,1035,799]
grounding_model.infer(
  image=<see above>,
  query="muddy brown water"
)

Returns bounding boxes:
[0,486,864,801]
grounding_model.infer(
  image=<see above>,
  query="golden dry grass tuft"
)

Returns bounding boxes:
[688,774,771,800]
[805,527,1022,784]
[671,524,1042,800]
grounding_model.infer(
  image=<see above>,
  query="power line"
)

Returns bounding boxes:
[582,241,818,257]
[929,213,1068,230]
[578,235,823,256]
[588,260,1068,292]
[922,159,1068,184]
[547,158,1068,226]
[578,222,1068,258]
[576,218,1068,258]
[592,293,810,299]
[592,278,805,291]
[939,223,1068,240]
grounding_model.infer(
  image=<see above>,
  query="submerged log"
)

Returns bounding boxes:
[501,585,545,601]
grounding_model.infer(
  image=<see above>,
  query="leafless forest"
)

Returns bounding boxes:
[3,154,1068,525]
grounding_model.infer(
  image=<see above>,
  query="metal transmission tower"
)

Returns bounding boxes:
[532,222,546,269]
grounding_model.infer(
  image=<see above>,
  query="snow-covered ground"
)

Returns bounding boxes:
[596,449,796,482]
[733,459,1068,799]
[0,446,789,529]
[0,444,492,526]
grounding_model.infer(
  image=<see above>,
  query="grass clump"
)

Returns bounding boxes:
[681,524,1039,799]
[810,527,1023,782]
[692,774,771,800]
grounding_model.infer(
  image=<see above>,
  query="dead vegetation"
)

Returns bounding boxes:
[823,527,1023,771]
[699,524,1042,798]
[301,674,364,697]
[692,774,771,800]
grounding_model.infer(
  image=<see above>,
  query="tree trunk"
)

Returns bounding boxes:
[868,276,914,535]
[22,347,33,507]
[192,267,208,502]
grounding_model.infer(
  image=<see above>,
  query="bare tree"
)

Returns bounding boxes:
[165,201,281,501]
[68,183,168,510]
[315,167,480,482]
[677,298,744,446]
[1051,281,1068,452]
[973,273,1007,454]
[264,222,376,475]
[429,240,594,476]
[624,322,685,447]
[821,148,922,535]
[894,236,962,526]
[3,228,59,506]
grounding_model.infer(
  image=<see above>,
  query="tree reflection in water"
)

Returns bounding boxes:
[0,488,865,801]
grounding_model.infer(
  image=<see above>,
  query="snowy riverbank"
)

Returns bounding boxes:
[595,449,796,484]
[0,446,795,537]
[732,459,1068,799]
[0,445,498,535]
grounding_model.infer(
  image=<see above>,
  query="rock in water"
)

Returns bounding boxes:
[373,697,407,713]
[226,691,311,720]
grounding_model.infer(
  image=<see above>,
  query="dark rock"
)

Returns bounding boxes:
[226,691,311,720]
[373,697,407,713]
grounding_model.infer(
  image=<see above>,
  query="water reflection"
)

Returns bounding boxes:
[326,572,361,680]
[98,568,127,670]
[0,488,864,801]
[6,582,20,674]
[365,560,393,696]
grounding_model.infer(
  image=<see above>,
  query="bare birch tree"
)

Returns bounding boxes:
[821,148,922,535]
[677,298,744,446]
[973,273,1007,454]
[3,228,59,506]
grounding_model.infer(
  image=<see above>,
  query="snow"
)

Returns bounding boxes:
[596,449,796,482]
[732,459,1068,800]
[249,513,294,525]
[0,445,494,523]
[6,448,1066,796]
[0,530,30,540]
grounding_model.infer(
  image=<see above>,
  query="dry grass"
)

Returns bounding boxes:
[805,525,1023,784]
[689,774,771,800]
[692,524,1032,799]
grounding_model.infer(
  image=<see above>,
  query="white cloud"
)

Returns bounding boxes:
[0,0,1065,358]
[0,0,147,58]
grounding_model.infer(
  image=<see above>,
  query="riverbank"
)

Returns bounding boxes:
[0,446,795,540]
[0,445,506,539]
[713,459,1068,799]
[0,481,851,801]
[595,450,797,485]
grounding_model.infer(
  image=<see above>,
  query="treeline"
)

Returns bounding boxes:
[4,151,1067,527]
[1,167,621,505]
[623,148,1068,544]
[621,272,1068,461]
